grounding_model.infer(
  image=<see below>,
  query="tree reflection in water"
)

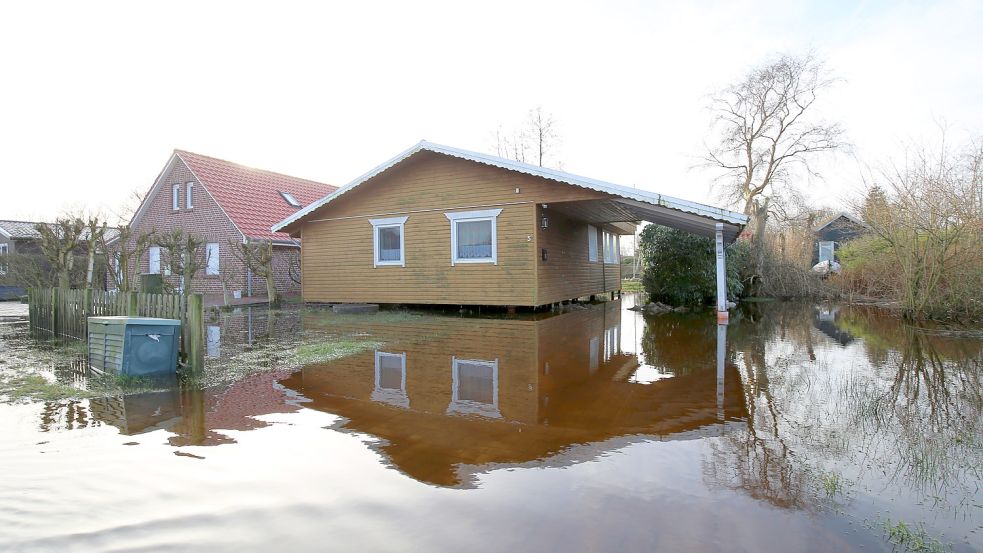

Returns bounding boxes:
[697,301,983,522]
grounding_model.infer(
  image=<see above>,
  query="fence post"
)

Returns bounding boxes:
[127,292,139,316]
[187,293,204,372]
[51,288,60,339]
[27,288,34,336]
[83,288,93,340]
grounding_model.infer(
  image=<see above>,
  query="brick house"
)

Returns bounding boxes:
[126,150,336,298]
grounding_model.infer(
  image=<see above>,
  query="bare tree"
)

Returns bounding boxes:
[158,229,206,294]
[103,226,154,292]
[228,238,280,306]
[83,217,108,289]
[848,134,983,319]
[492,106,561,168]
[704,52,845,243]
[35,217,86,288]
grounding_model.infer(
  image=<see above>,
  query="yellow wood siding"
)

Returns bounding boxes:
[298,152,621,306]
[536,206,622,305]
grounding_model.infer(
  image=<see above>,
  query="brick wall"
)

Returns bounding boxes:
[129,157,248,296]
[127,156,310,298]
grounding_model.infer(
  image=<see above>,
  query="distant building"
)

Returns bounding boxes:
[126,150,336,297]
[0,219,119,298]
[813,212,868,265]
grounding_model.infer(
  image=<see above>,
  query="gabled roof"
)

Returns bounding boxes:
[130,150,337,243]
[273,141,748,237]
[0,220,43,239]
[0,219,120,243]
[174,150,337,242]
[815,211,868,232]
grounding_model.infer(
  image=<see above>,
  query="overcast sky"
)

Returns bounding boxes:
[1,0,980,223]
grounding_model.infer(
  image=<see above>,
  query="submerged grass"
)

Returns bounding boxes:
[882,519,950,553]
[293,340,382,365]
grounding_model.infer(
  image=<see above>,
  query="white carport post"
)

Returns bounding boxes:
[715,223,728,325]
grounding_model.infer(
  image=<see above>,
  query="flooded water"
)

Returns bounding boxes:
[1,296,981,552]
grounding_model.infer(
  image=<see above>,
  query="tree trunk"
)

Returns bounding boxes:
[266,272,279,306]
[86,247,96,288]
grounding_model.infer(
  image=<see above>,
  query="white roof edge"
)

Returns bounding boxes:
[272,140,748,232]
[816,211,868,231]
[0,225,10,238]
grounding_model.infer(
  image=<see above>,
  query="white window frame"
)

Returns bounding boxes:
[372,351,409,408]
[0,243,8,275]
[444,208,502,266]
[818,241,835,263]
[186,182,194,209]
[604,325,621,362]
[603,231,619,264]
[206,243,220,275]
[447,357,501,418]
[587,224,598,262]
[369,216,408,267]
[148,246,161,274]
[172,184,180,210]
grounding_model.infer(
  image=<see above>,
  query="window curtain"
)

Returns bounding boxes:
[457,220,492,259]
[379,227,401,261]
[457,362,494,404]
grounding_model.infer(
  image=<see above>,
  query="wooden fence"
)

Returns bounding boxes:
[27,287,204,370]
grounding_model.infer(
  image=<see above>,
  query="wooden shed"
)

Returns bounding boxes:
[274,141,747,310]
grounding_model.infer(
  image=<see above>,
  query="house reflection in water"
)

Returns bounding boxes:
[281,299,747,487]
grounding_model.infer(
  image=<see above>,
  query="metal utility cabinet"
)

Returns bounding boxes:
[88,316,181,376]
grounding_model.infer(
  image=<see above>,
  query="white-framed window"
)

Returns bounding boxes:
[447,357,500,418]
[587,224,598,262]
[148,246,161,274]
[604,325,621,362]
[171,184,180,210]
[0,243,8,275]
[818,241,835,263]
[280,191,301,207]
[369,216,408,267]
[186,182,194,209]
[372,351,408,408]
[445,208,502,265]
[602,231,619,264]
[206,243,220,275]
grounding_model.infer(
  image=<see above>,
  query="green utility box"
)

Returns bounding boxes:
[88,316,181,376]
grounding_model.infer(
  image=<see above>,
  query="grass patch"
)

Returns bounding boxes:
[0,374,99,402]
[819,470,843,497]
[621,279,644,292]
[882,520,949,553]
[293,340,382,365]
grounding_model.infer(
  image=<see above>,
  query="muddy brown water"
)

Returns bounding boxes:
[1,295,981,552]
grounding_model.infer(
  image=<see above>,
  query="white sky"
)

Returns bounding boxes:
[1,0,980,223]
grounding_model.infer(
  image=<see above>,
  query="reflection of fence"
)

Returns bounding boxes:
[27,287,204,369]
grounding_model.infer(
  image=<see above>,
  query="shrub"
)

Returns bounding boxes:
[638,225,747,307]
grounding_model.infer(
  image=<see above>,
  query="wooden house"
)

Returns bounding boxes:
[274,141,747,309]
[813,212,868,265]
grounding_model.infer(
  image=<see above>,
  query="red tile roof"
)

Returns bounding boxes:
[175,150,337,242]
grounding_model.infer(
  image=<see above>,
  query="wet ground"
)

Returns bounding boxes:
[0,295,981,552]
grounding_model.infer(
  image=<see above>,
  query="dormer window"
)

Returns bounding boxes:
[280,191,301,208]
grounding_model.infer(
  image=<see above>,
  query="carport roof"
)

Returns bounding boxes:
[273,140,748,242]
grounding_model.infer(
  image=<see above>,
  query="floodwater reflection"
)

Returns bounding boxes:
[283,300,745,486]
[7,296,983,552]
